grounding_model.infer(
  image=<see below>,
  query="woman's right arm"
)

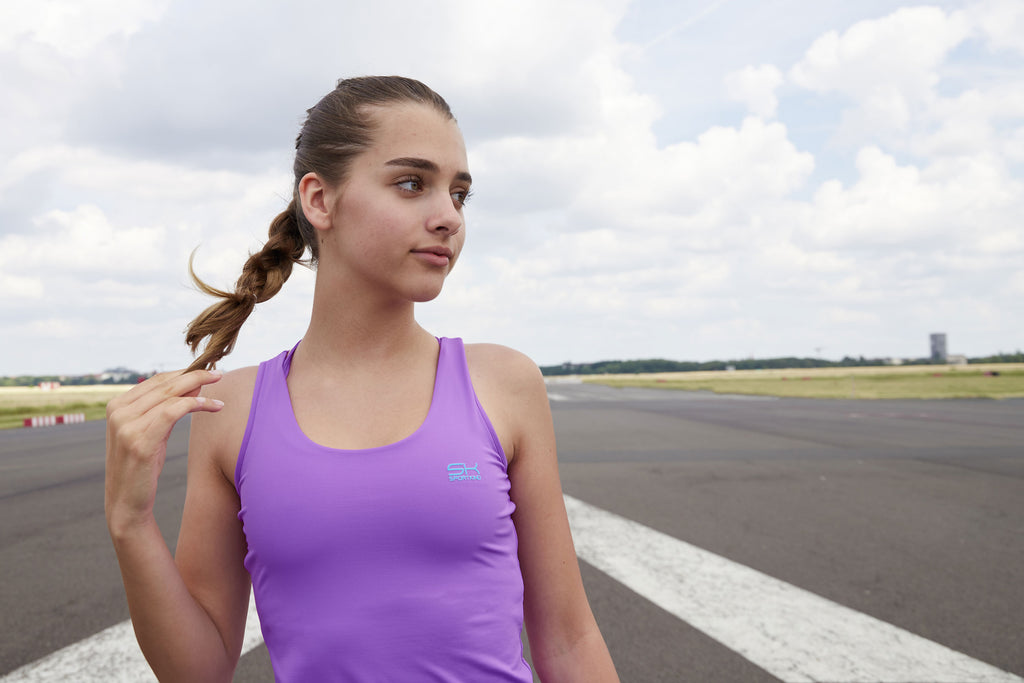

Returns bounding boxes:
[105,369,252,682]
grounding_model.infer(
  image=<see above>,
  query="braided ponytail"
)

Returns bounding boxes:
[185,200,307,371]
[184,76,455,370]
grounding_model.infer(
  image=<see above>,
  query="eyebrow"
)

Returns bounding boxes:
[385,157,473,184]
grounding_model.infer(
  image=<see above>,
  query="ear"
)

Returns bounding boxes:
[298,172,335,232]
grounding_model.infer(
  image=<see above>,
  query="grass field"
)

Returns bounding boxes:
[0,385,132,430]
[583,363,1024,400]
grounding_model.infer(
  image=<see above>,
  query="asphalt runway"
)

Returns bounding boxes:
[1,382,1021,681]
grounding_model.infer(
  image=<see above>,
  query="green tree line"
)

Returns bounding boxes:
[0,371,150,387]
[3,351,1021,383]
[540,350,1024,376]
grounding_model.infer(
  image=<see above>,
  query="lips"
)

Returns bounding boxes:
[411,246,453,267]
[413,246,453,258]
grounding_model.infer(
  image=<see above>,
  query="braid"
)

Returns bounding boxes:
[184,76,455,371]
[185,199,307,371]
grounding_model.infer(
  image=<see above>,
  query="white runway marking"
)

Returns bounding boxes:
[564,494,1024,683]
[5,499,1022,682]
[0,596,263,682]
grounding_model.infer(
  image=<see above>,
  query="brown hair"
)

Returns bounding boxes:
[185,76,455,371]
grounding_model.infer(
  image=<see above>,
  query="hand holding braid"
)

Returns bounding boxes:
[185,200,308,371]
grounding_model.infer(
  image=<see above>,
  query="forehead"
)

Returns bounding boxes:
[361,103,468,173]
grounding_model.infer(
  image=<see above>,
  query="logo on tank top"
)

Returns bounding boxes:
[447,462,482,482]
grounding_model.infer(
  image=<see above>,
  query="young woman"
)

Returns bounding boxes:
[105,76,619,682]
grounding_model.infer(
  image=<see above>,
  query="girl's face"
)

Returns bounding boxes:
[319,103,472,305]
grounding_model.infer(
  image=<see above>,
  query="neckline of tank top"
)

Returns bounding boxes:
[278,336,447,455]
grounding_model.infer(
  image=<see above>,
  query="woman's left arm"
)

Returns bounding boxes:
[470,345,619,682]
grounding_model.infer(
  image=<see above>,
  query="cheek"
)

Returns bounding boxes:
[335,208,396,257]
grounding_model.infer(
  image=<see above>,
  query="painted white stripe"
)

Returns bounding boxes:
[0,595,263,683]
[7,499,1022,682]
[564,494,1024,683]
[546,392,570,401]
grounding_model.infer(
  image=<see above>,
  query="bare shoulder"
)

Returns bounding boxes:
[465,343,549,465]
[202,365,259,404]
[466,342,540,378]
[191,365,259,480]
[465,342,544,395]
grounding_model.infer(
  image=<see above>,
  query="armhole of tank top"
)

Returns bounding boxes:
[234,360,268,491]
[457,339,510,470]
[473,393,509,470]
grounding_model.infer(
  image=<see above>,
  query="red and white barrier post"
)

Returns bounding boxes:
[23,413,86,428]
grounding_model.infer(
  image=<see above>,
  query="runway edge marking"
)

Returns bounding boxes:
[0,595,264,682]
[564,494,1023,683]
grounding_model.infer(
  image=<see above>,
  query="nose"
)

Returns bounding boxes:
[428,193,463,236]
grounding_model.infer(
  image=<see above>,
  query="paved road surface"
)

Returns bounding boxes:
[1,382,1021,681]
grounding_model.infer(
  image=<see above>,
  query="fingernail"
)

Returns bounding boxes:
[209,369,223,377]
[211,399,225,408]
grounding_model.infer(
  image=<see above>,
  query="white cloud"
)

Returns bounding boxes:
[790,6,970,99]
[0,0,168,58]
[16,317,81,340]
[968,0,1024,55]
[1008,270,1024,296]
[761,242,854,275]
[725,64,785,118]
[0,273,45,305]
[559,117,815,238]
[1,0,1022,373]
[0,205,166,273]
[801,145,1024,249]
[790,6,971,137]
[911,83,1024,160]
[1005,125,1024,162]
[823,307,882,327]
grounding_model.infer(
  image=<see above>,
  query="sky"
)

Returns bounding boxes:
[1,0,1022,376]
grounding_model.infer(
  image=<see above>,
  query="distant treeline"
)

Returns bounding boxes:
[973,351,1024,364]
[3,352,1022,384]
[540,350,1024,376]
[0,372,150,387]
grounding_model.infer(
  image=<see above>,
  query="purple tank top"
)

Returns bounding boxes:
[234,337,532,682]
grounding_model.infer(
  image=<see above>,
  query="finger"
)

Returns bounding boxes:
[153,369,224,402]
[109,369,223,422]
[145,395,225,448]
[106,371,173,412]
[143,395,225,437]
[106,370,195,418]
[126,369,221,403]
[106,393,224,520]
[112,394,225,458]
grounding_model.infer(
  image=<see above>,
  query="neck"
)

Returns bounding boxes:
[296,271,433,371]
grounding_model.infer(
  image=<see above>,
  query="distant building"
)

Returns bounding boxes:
[930,333,948,362]
[101,368,135,382]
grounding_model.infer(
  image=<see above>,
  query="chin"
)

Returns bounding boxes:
[412,290,444,303]
[408,281,446,303]
[407,272,450,303]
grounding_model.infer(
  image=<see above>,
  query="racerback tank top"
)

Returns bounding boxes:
[234,337,532,682]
